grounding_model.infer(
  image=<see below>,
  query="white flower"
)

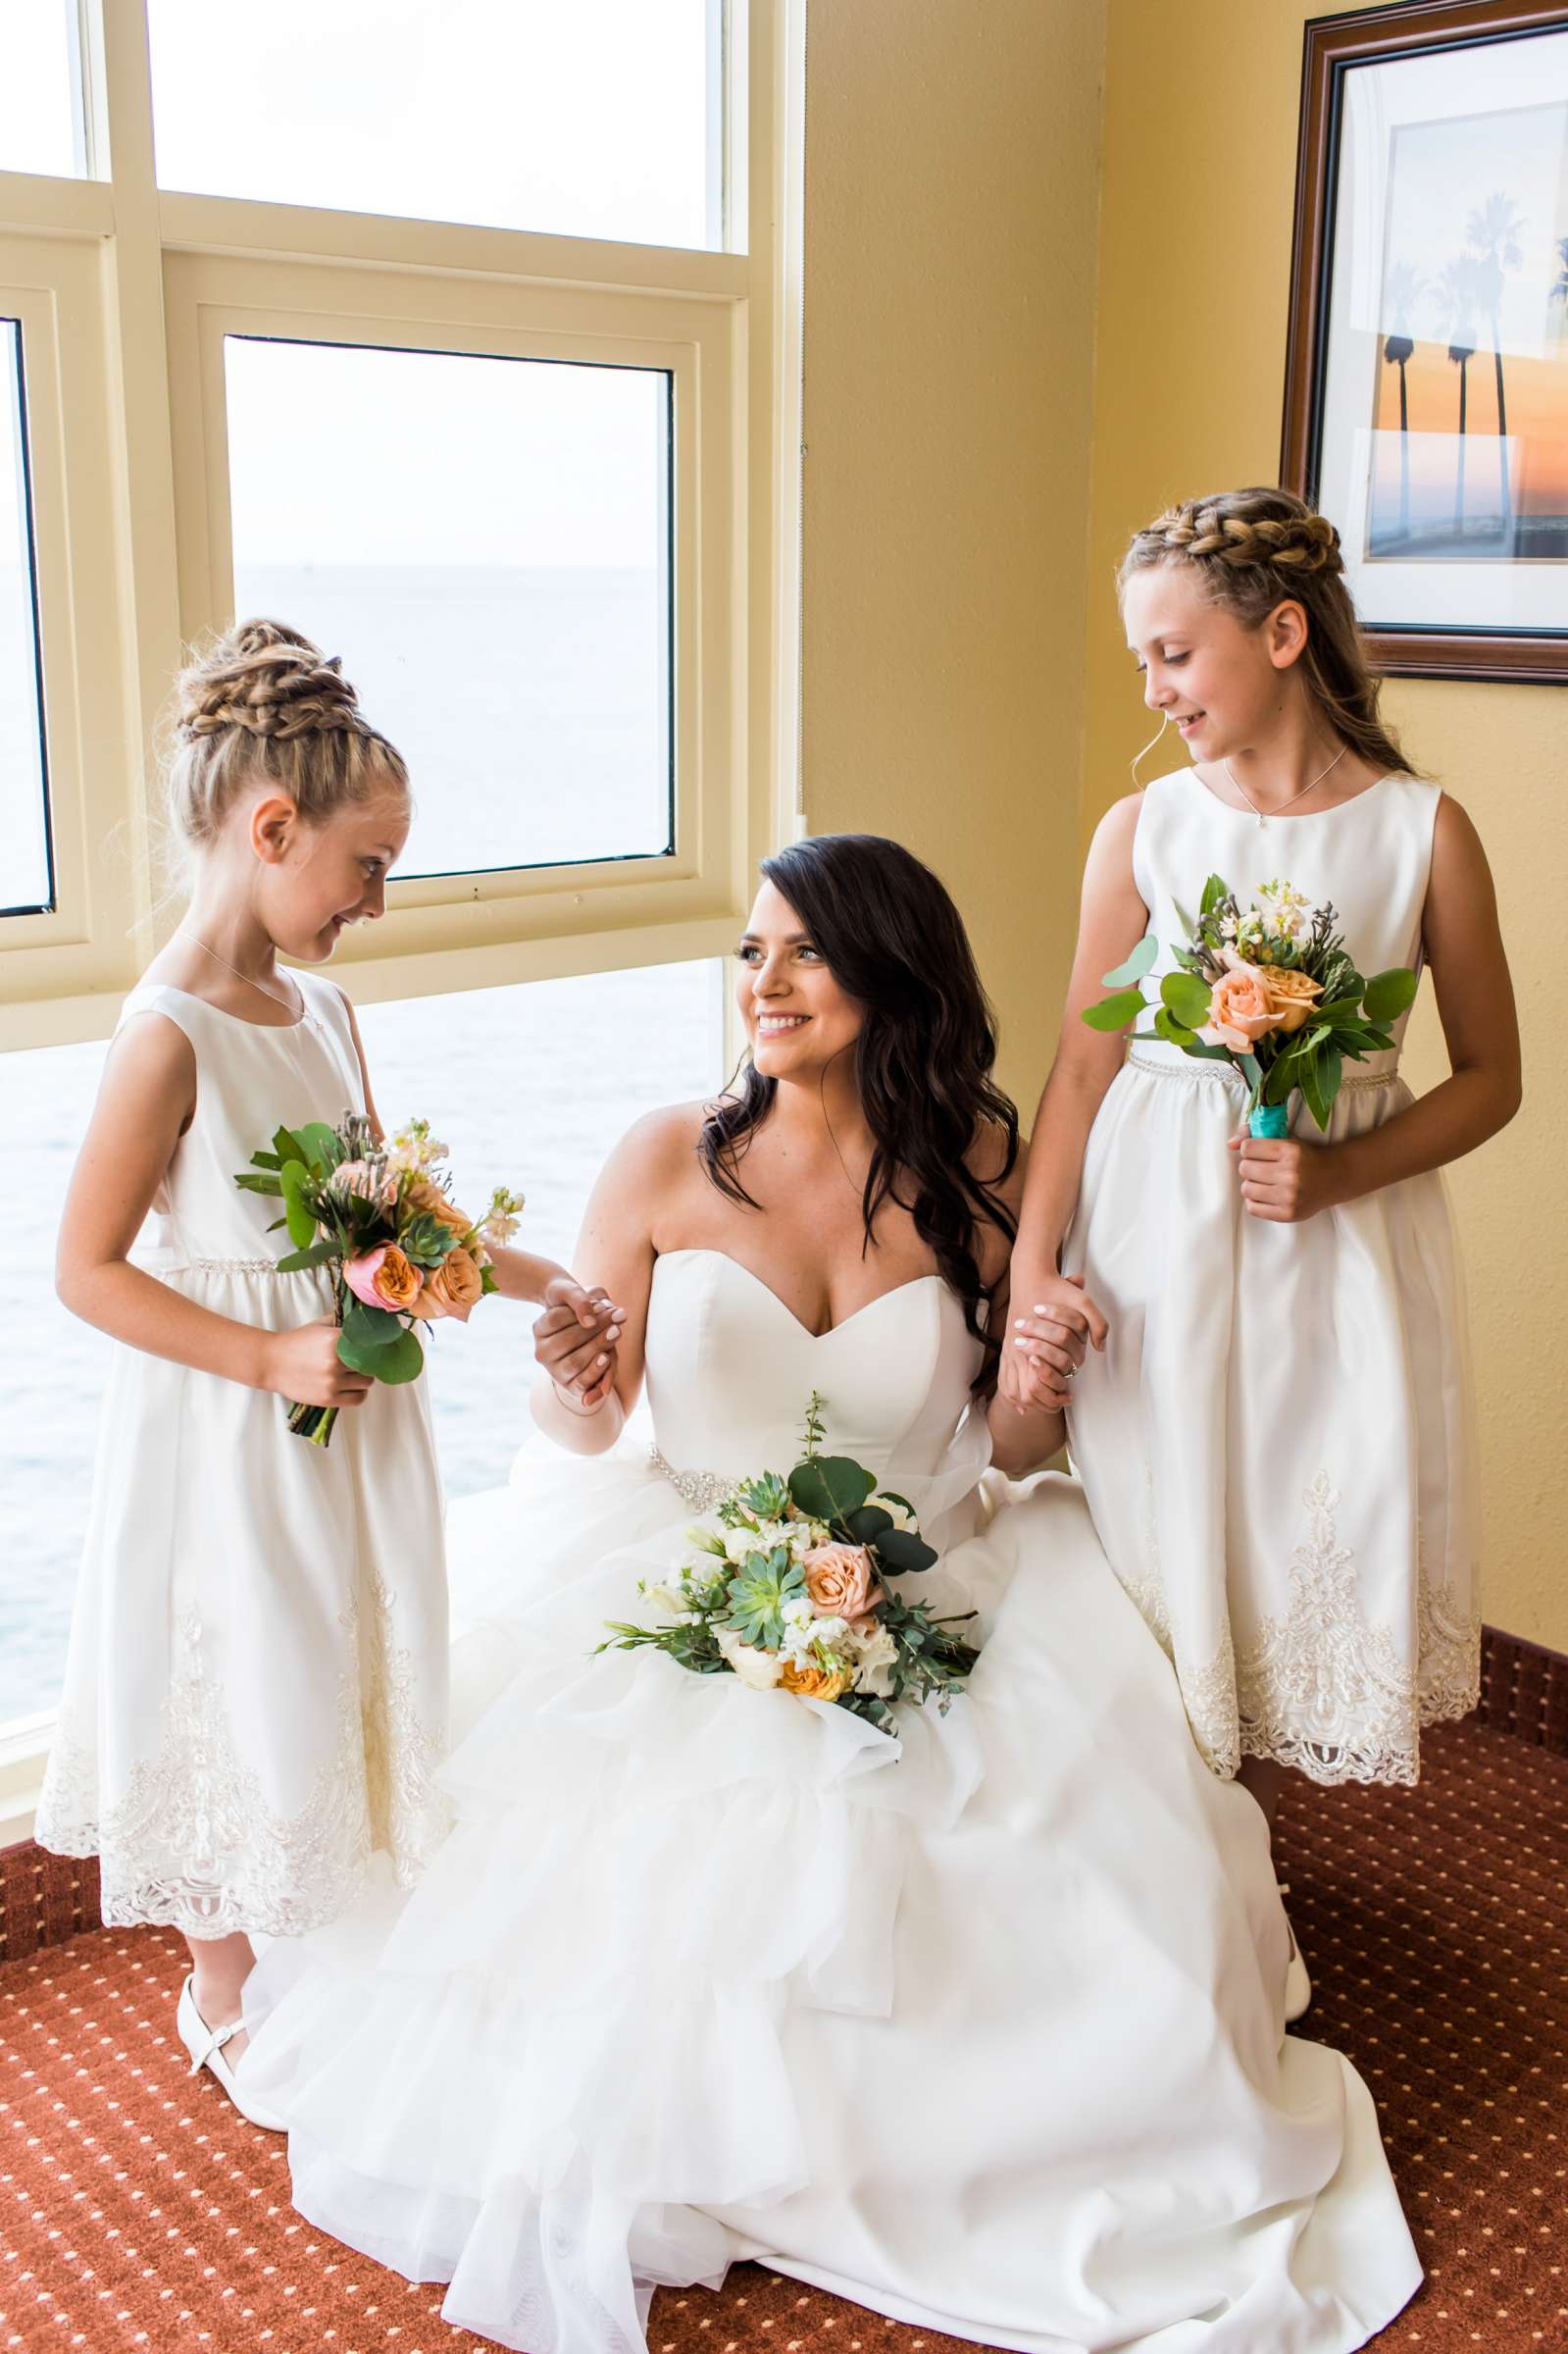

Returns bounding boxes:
[385,1118,448,1176]
[781,1595,815,1630]
[639,1576,693,1624]
[870,1492,916,1532]
[481,1186,526,1245]
[850,1624,898,1696]
[723,1518,792,1565]
[716,1626,783,1689]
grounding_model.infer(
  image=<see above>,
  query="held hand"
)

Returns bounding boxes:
[533,1279,624,1410]
[261,1320,374,1410]
[1005,1272,1108,1414]
[1229,1133,1344,1223]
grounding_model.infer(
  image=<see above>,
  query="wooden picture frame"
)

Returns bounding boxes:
[1283,1,1568,681]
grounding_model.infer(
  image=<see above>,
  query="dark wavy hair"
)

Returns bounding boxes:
[700,834,1019,1388]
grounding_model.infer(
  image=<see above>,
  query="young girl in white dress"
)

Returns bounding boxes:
[1004,488,1521,2007]
[34,619,619,2124]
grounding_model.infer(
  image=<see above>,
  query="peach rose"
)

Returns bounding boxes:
[415,1248,485,1323]
[402,1175,474,1242]
[804,1543,884,1622]
[1200,957,1288,1054]
[780,1659,853,1702]
[1257,964,1324,1037]
[344,1242,422,1312]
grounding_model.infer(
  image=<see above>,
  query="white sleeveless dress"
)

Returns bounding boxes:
[34,974,450,1937]
[1062,769,1481,1786]
[238,1249,1420,2354]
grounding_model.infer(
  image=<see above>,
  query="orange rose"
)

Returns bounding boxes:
[344,1242,422,1313]
[803,1543,883,1622]
[780,1660,853,1702]
[416,1248,485,1323]
[1201,958,1287,1054]
[403,1176,474,1242]
[1257,964,1324,1037]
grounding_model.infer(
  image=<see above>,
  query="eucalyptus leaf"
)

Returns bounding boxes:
[1159,970,1212,1031]
[876,1526,939,1576]
[1099,933,1159,989]
[275,1240,339,1274]
[1362,967,1418,1023]
[788,1455,877,1525]
[1153,1005,1196,1047]
[843,1504,894,1545]
[1082,988,1147,1033]
[297,1120,344,1175]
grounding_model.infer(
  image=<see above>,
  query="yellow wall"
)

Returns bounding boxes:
[804,0,1562,1649]
[801,0,1106,1106]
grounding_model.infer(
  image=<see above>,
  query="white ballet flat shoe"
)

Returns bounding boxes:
[176,1974,286,2130]
[1282,1907,1313,2023]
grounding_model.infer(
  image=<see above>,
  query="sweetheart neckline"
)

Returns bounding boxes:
[654,1248,947,1342]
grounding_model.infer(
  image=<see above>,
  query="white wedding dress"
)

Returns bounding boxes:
[241,1249,1420,2354]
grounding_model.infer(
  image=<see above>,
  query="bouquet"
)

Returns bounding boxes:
[599,1394,980,1735]
[235,1111,524,1445]
[1082,874,1418,1136]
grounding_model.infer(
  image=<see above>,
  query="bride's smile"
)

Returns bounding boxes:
[736,876,864,1083]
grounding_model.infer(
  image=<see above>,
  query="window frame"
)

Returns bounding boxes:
[0,0,800,1047]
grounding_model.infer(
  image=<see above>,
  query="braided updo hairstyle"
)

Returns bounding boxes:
[163,618,409,857]
[1120,487,1414,778]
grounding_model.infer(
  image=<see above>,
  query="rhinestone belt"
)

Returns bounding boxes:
[647,1445,739,1513]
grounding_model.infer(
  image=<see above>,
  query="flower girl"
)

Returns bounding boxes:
[1003,488,1520,2013]
[35,620,617,2124]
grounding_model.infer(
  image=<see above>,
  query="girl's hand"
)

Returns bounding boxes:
[1229,1132,1344,1222]
[1007,1274,1106,1412]
[261,1320,375,1409]
[534,1279,624,1409]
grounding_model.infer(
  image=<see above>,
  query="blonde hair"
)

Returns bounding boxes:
[1119,487,1415,778]
[163,618,409,854]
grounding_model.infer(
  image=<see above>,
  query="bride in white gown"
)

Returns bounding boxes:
[240,836,1420,2354]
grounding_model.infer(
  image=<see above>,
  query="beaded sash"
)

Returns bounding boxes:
[647,1445,739,1514]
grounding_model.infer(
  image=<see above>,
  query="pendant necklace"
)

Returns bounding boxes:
[179,932,324,1031]
[1222,742,1348,829]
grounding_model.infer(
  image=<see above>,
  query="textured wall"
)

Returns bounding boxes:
[1082,0,1561,1646]
[800,0,1107,1108]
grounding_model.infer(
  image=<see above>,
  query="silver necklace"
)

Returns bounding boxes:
[180,931,318,1028]
[1222,742,1349,828]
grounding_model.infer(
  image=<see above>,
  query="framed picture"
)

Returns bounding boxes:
[1283,2,1568,681]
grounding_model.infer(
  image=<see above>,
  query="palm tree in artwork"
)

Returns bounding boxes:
[1381,261,1423,539]
[1434,255,1484,537]
[1465,192,1525,532]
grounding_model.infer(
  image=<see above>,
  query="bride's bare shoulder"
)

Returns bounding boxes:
[598,1100,718,1187]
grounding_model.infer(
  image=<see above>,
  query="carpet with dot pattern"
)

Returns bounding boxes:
[2,1713,1564,2353]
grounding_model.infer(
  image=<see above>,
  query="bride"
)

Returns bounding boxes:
[240,833,1420,2354]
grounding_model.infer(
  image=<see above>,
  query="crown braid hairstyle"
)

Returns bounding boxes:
[163,618,409,856]
[699,834,1020,1394]
[1119,487,1415,779]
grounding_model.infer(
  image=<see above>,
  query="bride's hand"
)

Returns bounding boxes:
[1008,1275,1105,1412]
[534,1275,624,1408]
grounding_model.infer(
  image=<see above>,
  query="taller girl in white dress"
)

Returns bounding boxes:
[1006,489,1519,1834]
[242,834,1420,2354]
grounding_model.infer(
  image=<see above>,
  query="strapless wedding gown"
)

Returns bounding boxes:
[241,1249,1419,2354]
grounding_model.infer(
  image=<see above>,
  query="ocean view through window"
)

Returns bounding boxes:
[0,959,724,1727]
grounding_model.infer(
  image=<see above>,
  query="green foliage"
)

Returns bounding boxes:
[1099,933,1159,988]
[876,1526,938,1576]
[788,1454,876,1526]
[1081,987,1146,1033]
[336,1297,425,1384]
[274,1240,339,1274]
[1362,967,1419,1023]
[278,1158,319,1250]
[597,1619,728,1674]
[1159,970,1212,1031]
[296,1120,343,1175]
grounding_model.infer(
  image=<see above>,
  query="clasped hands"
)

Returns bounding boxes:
[532,1274,625,1411]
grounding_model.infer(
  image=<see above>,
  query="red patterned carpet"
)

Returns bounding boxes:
[2,1713,1564,2353]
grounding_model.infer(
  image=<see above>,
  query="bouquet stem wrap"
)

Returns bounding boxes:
[1247,1101,1291,1140]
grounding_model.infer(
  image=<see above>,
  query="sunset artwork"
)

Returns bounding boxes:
[1364,97,1568,562]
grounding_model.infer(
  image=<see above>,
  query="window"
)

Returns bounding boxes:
[147,0,730,250]
[0,4,87,181]
[0,958,725,1726]
[0,321,51,914]
[226,336,675,880]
